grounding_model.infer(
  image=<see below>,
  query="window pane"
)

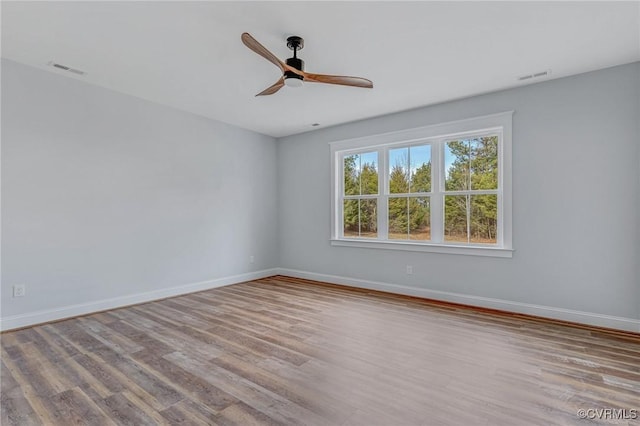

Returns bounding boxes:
[388,197,431,241]
[360,152,378,195]
[344,152,378,196]
[389,147,409,194]
[470,195,497,244]
[408,197,430,240]
[409,145,431,193]
[444,195,469,242]
[388,197,408,239]
[344,154,359,196]
[343,199,359,237]
[470,136,498,190]
[359,199,378,238]
[444,141,470,191]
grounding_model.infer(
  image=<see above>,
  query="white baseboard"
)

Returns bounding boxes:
[3,267,638,334]
[0,268,279,331]
[276,268,640,333]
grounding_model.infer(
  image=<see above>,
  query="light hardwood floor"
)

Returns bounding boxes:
[1,276,639,425]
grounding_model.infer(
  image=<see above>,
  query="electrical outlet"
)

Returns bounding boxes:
[13,285,26,297]
[406,265,413,275]
[249,255,255,264]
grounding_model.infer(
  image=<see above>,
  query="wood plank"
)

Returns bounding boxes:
[159,399,220,425]
[131,349,238,411]
[1,361,41,426]
[216,401,285,426]
[46,387,115,426]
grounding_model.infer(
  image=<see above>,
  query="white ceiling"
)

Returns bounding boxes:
[2,1,639,138]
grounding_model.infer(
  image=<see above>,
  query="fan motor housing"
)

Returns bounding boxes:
[285,57,304,82]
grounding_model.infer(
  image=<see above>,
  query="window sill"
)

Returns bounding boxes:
[330,239,513,258]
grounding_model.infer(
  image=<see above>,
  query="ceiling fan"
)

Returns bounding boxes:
[241,32,373,96]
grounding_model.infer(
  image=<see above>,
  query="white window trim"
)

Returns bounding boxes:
[329,111,513,258]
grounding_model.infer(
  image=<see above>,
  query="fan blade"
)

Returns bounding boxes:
[256,77,285,96]
[241,32,286,73]
[303,72,373,88]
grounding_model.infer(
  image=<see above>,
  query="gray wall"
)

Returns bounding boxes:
[1,59,278,319]
[278,62,640,321]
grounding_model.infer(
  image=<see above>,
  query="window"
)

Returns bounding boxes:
[388,144,431,241]
[443,136,498,244]
[343,151,378,238]
[330,112,513,257]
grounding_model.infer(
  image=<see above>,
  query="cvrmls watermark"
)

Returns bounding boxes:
[577,408,637,420]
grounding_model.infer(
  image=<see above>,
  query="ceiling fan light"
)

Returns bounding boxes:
[284,76,303,88]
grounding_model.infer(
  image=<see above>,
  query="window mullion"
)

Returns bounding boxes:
[357,199,361,237]
[431,141,444,243]
[378,147,388,240]
[337,153,343,239]
[407,146,411,193]
[497,130,505,248]
[467,139,472,191]
[445,190,498,196]
[466,194,471,244]
[406,197,410,238]
[358,154,362,196]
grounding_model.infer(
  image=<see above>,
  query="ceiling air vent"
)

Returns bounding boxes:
[517,69,551,82]
[48,61,86,76]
